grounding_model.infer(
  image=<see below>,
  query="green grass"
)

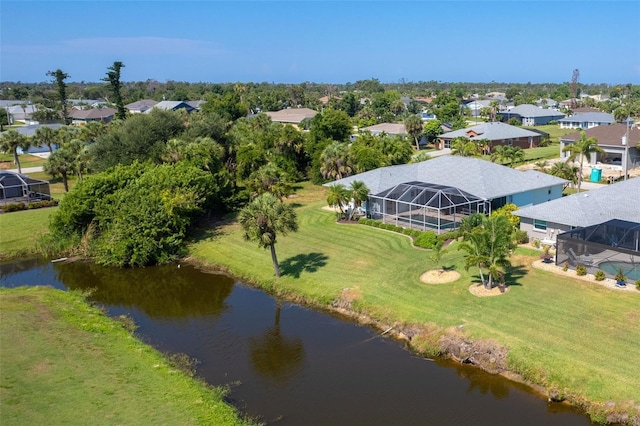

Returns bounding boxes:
[0,287,254,426]
[0,153,47,170]
[0,207,56,260]
[188,182,640,421]
[523,124,575,142]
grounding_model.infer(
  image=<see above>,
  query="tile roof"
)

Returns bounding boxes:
[560,123,639,148]
[125,99,158,111]
[439,122,540,140]
[361,123,407,135]
[514,178,640,227]
[264,108,318,124]
[324,156,567,201]
[146,101,195,113]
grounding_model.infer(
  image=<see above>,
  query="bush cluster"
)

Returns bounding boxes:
[594,270,606,281]
[1,199,58,213]
[357,218,460,249]
[576,264,587,276]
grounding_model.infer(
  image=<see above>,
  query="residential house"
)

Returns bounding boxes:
[325,156,567,233]
[500,104,564,126]
[558,112,615,129]
[438,122,543,150]
[69,108,116,126]
[559,123,640,169]
[145,101,196,113]
[264,107,318,127]
[464,100,493,117]
[6,104,38,124]
[514,177,640,245]
[125,99,159,114]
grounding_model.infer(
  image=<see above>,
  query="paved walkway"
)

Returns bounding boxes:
[5,166,44,174]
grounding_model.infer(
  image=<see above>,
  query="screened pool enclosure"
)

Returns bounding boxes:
[0,171,51,204]
[368,181,489,233]
[556,219,640,280]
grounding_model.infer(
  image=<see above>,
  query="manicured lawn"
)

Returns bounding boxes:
[523,124,575,142]
[0,153,47,170]
[0,287,253,426]
[0,207,56,260]
[28,171,76,201]
[188,182,640,421]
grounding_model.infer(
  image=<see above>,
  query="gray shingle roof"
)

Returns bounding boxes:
[558,112,615,124]
[361,123,407,135]
[514,178,640,227]
[507,104,565,118]
[324,156,567,200]
[439,122,540,140]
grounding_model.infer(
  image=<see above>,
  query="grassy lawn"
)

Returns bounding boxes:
[188,182,640,421]
[0,153,48,170]
[0,287,253,426]
[523,124,576,142]
[0,208,56,260]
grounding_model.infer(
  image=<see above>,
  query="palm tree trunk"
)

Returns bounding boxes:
[577,157,583,193]
[13,150,22,174]
[270,243,281,277]
[414,136,420,152]
[486,272,493,290]
[62,173,69,192]
[478,266,486,287]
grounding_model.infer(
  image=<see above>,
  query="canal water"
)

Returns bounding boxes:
[0,258,593,425]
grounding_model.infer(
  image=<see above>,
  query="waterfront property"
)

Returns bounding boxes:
[0,170,51,204]
[326,156,567,233]
[514,177,640,244]
[556,219,640,280]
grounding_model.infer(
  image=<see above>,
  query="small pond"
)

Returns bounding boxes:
[0,258,594,425]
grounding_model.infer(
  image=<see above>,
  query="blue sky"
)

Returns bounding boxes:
[1,1,639,84]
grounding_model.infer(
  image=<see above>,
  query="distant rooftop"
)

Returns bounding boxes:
[264,107,318,124]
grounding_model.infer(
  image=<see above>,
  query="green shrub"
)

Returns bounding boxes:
[562,261,569,272]
[576,264,587,276]
[414,231,438,249]
[402,228,414,236]
[2,203,26,213]
[594,270,606,281]
[513,229,528,244]
[636,279,640,291]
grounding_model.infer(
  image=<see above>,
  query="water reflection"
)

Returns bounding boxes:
[249,302,306,384]
[53,261,233,319]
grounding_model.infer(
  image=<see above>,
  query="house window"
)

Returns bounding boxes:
[508,139,513,146]
[534,219,547,231]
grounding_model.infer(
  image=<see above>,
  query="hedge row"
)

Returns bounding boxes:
[358,218,460,249]
[1,199,58,213]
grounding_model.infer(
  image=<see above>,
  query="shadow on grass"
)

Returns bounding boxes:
[466,264,527,288]
[280,252,329,278]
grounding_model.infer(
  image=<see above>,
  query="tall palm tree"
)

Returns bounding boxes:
[319,141,352,181]
[326,184,349,218]
[561,130,604,192]
[347,180,369,220]
[44,147,74,192]
[0,130,30,174]
[404,114,424,151]
[34,126,58,153]
[238,193,298,277]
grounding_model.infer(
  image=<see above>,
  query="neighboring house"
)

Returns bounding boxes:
[359,122,428,145]
[264,107,318,126]
[464,100,492,117]
[514,177,640,245]
[125,99,159,114]
[146,101,196,113]
[500,104,564,126]
[68,108,116,126]
[6,104,38,124]
[325,156,567,233]
[67,99,107,109]
[559,123,640,168]
[558,112,615,129]
[185,100,206,110]
[438,122,543,150]
[536,98,559,109]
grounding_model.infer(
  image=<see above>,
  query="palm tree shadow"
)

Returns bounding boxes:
[280,252,329,278]
[503,264,527,287]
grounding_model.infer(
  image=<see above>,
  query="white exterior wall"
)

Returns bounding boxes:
[519,217,571,243]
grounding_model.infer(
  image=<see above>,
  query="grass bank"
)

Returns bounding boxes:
[0,286,254,426]
[188,182,640,424]
[0,207,55,260]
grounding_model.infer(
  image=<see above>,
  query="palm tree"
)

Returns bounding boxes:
[319,141,352,181]
[404,114,424,151]
[347,180,369,220]
[326,184,349,218]
[507,146,525,167]
[34,126,58,153]
[561,130,604,192]
[0,130,30,174]
[451,137,479,157]
[238,193,298,277]
[44,147,74,192]
[459,215,513,289]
